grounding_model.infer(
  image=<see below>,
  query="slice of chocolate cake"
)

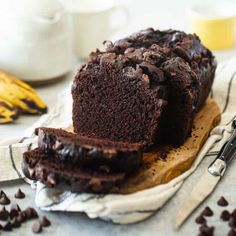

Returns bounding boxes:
[35,127,144,173]
[22,148,125,193]
[72,52,168,147]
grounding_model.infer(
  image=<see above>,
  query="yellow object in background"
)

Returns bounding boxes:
[188,1,236,50]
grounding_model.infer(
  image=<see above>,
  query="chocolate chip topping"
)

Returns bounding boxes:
[2,221,12,231]
[0,194,10,205]
[32,221,42,233]
[228,228,236,236]
[220,210,231,221]
[202,206,214,217]
[40,216,51,227]
[14,188,25,199]
[17,212,26,223]
[0,206,9,221]
[217,196,229,206]
[195,215,206,224]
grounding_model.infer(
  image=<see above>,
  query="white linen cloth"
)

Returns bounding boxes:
[0,59,235,224]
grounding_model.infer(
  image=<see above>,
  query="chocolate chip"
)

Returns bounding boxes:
[17,212,26,223]
[231,209,236,219]
[24,207,38,219]
[32,221,42,233]
[195,215,206,224]
[229,217,236,228]
[220,210,231,221]
[0,207,9,221]
[10,217,21,228]
[228,228,236,236]
[2,221,12,231]
[40,216,51,227]
[199,223,214,236]
[14,188,25,199]
[10,204,21,219]
[202,207,214,217]
[0,194,10,205]
[217,196,228,206]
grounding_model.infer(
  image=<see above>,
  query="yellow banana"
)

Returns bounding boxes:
[0,70,47,114]
[0,98,18,123]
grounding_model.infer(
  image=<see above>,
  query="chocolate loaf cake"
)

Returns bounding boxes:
[72,28,216,147]
[22,148,125,193]
[35,127,143,173]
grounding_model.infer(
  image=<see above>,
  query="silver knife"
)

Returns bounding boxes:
[175,119,236,228]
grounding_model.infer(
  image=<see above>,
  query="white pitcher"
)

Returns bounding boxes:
[0,0,73,82]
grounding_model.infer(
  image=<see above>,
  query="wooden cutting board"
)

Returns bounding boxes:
[67,97,221,194]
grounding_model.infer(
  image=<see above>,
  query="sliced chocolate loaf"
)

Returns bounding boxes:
[72,28,216,147]
[22,148,125,193]
[35,127,144,173]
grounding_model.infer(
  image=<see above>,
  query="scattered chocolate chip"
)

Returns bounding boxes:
[220,210,231,221]
[40,216,51,227]
[2,221,12,231]
[229,217,236,228]
[17,212,26,223]
[202,206,214,217]
[217,196,228,206]
[0,206,9,221]
[9,204,21,220]
[199,223,214,236]
[231,209,236,219]
[10,217,21,228]
[228,228,236,236]
[14,188,25,199]
[0,190,6,197]
[24,207,38,219]
[0,194,10,205]
[195,215,206,224]
[32,221,42,233]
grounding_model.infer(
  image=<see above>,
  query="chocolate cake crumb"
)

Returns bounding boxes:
[0,206,9,221]
[195,215,206,224]
[14,188,25,199]
[32,221,42,233]
[202,206,214,217]
[217,196,228,206]
[220,210,231,221]
[40,216,51,227]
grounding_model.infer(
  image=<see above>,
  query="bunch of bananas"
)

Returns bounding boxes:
[0,70,47,124]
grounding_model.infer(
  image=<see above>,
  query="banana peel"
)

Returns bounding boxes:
[0,98,19,123]
[0,70,47,114]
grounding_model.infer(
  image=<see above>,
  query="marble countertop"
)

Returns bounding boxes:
[1,0,236,235]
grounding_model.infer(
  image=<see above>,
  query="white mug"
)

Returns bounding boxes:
[61,0,129,59]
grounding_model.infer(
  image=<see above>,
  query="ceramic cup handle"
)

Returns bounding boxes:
[110,5,129,33]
